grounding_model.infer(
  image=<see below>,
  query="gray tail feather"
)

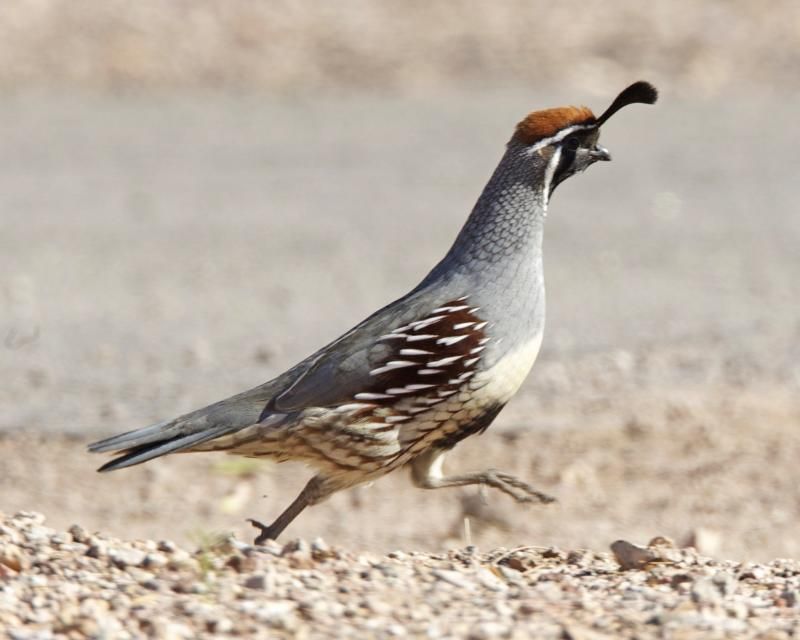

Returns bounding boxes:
[88,380,285,472]
[88,418,179,454]
[93,424,237,472]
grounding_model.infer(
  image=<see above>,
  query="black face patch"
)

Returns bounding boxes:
[551,129,601,191]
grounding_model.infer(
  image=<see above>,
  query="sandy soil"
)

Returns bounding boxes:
[1,91,800,567]
[1,1,798,97]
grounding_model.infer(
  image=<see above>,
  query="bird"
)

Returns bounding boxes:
[89,82,658,544]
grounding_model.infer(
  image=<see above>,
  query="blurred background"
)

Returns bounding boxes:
[1,1,799,560]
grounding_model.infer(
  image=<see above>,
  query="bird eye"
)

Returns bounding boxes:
[564,136,580,150]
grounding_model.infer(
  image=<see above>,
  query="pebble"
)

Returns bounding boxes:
[109,547,146,568]
[691,577,722,605]
[0,513,798,638]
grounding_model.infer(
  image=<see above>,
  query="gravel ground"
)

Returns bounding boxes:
[1,511,799,639]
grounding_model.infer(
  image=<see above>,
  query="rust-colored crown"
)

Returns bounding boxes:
[511,81,659,147]
[512,106,595,145]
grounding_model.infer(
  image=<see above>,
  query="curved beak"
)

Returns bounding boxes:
[590,145,612,162]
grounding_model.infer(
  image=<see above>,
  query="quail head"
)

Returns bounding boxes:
[89,81,658,543]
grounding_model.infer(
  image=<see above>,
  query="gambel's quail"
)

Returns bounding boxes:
[90,82,658,543]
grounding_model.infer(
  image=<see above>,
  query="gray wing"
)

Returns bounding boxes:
[89,286,483,471]
[272,290,439,411]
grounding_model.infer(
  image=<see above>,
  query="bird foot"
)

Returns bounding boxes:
[483,469,556,504]
[247,518,279,545]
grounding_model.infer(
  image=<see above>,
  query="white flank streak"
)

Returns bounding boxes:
[427,355,463,368]
[437,335,469,346]
[470,345,486,354]
[386,387,415,395]
[370,360,417,376]
[405,383,436,391]
[355,392,393,401]
[421,398,444,406]
[411,316,445,331]
[338,403,371,412]
[431,305,470,314]
[463,357,480,367]
[478,337,490,345]
[437,389,458,397]
[399,348,433,356]
[418,368,443,375]
[378,333,406,341]
[457,371,475,381]
[453,322,475,330]
[385,415,411,424]
[406,334,438,342]
[474,322,489,331]
[408,407,429,414]
[392,325,411,334]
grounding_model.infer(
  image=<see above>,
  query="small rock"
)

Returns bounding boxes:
[611,540,656,570]
[504,556,527,572]
[670,573,693,591]
[432,569,475,590]
[566,550,590,566]
[738,564,768,581]
[13,511,46,525]
[726,600,749,619]
[476,567,508,592]
[691,577,721,605]
[157,539,177,553]
[167,549,194,569]
[281,538,310,556]
[243,573,270,590]
[712,571,736,596]
[209,617,234,633]
[311,537,331,555]
[158,621,194,640]
[468,621,510,640]
[68,524,90,544]
[109,547,146,568]
[778,589,798,607]
[648,535,676,548]
[254,600,297,629]
[141,578,163,591]
[143,552,168,569]
[49,532,71,546]
[86,539,108,558]
[0,544,29,572]
[495,564,526,586]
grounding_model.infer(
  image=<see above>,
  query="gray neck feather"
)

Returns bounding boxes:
[420,141,550,289]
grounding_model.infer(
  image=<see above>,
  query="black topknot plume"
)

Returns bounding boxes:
[595,81,658,127]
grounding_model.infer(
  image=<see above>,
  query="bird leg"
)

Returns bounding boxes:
[249,474,328,544]
[410,448,555,504]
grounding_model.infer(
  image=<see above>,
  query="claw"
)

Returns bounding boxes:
[485,470,556,504]
[248,518,278,545]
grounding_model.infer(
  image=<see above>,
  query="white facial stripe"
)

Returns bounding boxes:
[524,123,595,155]
[541,146,562,214]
